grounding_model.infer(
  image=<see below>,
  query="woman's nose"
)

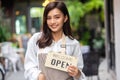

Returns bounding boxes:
[51,18,55,24]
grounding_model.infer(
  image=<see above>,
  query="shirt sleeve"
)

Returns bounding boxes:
[73,41,86,80]
[24,33,41,80]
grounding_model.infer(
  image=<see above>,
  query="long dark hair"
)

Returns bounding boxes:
[37,1,73,48]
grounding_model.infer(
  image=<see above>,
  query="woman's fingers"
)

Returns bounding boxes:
[39,73,46,80]
[67,65,79,77]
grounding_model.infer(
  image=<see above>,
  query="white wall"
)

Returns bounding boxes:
[114,0,120,80]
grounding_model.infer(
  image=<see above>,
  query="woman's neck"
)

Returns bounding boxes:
[52,32,63,42]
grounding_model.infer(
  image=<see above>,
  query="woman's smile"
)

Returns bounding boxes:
[47,8,66,33]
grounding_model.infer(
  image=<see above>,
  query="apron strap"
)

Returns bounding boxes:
[60,34,66,54]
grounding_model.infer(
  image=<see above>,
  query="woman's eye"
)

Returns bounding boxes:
[55,17,60,19]
[47,17,51,20]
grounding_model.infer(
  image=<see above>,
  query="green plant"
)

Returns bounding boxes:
[83,0,104,13]
[66,0,104,30]
[0,25,11,42]
[65,0,104,45]
[0,7,11,42]
[66,1,84,30]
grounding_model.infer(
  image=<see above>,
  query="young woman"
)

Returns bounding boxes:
[24,1,86,80]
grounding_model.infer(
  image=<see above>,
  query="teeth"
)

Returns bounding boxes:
[52,26,55,27]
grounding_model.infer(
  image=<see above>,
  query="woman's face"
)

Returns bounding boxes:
[47,8,67,33]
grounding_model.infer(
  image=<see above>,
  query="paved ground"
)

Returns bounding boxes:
[4,58,115,80]
[5,70,25,80]
[98,58,116,80]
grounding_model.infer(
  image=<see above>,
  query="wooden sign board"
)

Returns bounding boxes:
[45,52,78,72]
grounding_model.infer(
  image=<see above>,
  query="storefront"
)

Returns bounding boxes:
[104,0,115,71]
[114,0,120,80]
[105,0,120,80]
[13,1,44,35]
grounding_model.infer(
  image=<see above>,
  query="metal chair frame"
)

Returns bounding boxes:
[82,51,100,80]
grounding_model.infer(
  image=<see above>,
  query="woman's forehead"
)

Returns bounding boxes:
[47,8,63,16]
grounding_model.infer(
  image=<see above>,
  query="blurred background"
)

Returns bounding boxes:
[0,0,120,80]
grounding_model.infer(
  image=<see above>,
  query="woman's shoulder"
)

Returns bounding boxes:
[32,32,42,37]
[29,32,42,42]
[33,32,42,38]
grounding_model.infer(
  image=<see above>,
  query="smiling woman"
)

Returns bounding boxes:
[46,8,67,35]
[24,1,86,80]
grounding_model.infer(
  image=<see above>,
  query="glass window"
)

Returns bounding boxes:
[30,7,44,32]
[15,15,27,34]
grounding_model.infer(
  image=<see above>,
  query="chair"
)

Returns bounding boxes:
[82,51,100,80]
[0,58,5,80]
[1,42,21,72]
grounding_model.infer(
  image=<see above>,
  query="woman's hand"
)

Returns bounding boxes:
[38,73,46,80]
[67,65,81,79]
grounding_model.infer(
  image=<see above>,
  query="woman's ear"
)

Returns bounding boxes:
[64,15,68,23]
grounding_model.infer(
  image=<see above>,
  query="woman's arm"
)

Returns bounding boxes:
[24,33,42,80]
[69,40,86,80]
